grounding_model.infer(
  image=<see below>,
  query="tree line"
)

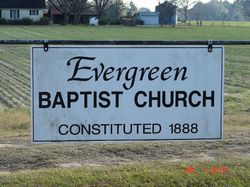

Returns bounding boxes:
[48,0,138,25]
[185,0,250,22]
[159,0,250,22]
[48,0,250,25]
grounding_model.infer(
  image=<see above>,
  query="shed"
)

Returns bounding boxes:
[89,17,98,26]
[138,12,159,25]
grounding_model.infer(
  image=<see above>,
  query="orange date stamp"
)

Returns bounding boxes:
[184,165,228,174]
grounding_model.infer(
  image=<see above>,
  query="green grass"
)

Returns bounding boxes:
[0,109,30,137]
[187,20,250,27]
[0,160,249,187]
[224,45,250,113]
[1,24,250,40]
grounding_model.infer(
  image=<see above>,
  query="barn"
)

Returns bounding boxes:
[155,1,178,25]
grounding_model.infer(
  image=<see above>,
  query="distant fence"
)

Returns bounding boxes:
[1,40,250,53]
[1,40,250,45]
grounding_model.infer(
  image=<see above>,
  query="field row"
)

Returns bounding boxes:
[0,46,30,108]
[1,25,250,41]
[0,45,249,113]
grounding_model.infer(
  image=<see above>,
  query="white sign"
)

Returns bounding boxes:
[31,46,224,142]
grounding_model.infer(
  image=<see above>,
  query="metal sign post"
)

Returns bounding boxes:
[31,44,224,142]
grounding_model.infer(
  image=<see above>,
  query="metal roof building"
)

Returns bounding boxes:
[138,12,159,25]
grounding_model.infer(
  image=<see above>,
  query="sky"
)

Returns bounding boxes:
[125,0,235,11]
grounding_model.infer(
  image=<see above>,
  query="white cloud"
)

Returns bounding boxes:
[125,0,158,11]
[125,0,235,12]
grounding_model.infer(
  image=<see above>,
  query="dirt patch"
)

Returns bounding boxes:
[197,153,215,161]
[0,129,249,172]
[58,162,82,168]
[0,144,24,148]
[0,171,11,175]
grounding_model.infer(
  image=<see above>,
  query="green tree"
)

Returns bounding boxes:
[189,0,230,21]
[243,0,250,18]
[48,0,74,25]
[104,0,125,23]
[72,0,88,24]
[190,1,203,21]
[179,0,196,22]
[127,1,137,17]
[138,7,151,13]
[230,0,245,21]
[93,0,110,20]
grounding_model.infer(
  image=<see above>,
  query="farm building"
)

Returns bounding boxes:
[0,0,46,21]
[155,1,178,25]
[46,7,97,24]
[138,12,159,25]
